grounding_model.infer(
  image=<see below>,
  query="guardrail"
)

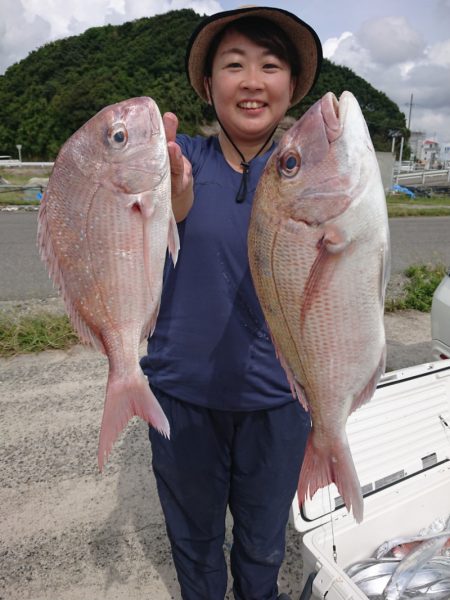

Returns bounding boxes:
[0,160,54,168]
[395,169,450,185]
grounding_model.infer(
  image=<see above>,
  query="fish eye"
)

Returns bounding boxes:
[278,150,301,178]
[108,123,128,148]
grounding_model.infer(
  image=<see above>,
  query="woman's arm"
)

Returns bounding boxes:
[163,112,194,222]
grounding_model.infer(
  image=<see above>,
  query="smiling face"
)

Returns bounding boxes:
[205,28,295,152]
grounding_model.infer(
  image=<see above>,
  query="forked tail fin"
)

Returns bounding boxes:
[97,371,170,471]
[297,432,364,523]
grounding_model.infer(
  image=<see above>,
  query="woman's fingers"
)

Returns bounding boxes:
[163,112,178,143]
[162,112,194,221]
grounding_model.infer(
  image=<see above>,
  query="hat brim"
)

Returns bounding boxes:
[186,6,322,107]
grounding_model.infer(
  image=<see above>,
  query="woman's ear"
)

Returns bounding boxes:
[204,76,213,105]
[289,77,297,106]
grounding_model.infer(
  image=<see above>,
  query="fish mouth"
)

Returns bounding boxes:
[321,92,342,142]
[322,91,363,143]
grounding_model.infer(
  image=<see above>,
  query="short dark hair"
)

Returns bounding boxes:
[204,16,299,78]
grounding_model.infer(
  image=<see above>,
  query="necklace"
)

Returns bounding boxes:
[217,122,276,203]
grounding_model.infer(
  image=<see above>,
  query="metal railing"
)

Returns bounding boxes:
[395,169,450,185]
[0,160,54,168]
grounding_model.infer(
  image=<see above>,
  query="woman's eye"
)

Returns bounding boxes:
[278,150,301,178]
[226,62,242,69]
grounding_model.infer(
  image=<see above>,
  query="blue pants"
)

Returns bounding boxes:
[149,389,310,600]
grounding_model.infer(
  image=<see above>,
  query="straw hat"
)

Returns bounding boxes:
[185,5,322,107]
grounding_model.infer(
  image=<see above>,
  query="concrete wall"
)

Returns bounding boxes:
[376,151,395,192]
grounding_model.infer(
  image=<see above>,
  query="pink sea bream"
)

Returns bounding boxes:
[38,96,179,470]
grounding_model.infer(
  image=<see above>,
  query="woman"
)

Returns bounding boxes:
[140,6,322,599]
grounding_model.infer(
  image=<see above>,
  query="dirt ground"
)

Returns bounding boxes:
[0,304,432,600]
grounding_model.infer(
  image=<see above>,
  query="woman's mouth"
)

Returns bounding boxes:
[237,101,266,110]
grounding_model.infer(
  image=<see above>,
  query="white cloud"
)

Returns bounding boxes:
[358,16,425,66]
[322,32,352,60]
[324,15,450,142]
[0,0,222,74]
[427,39,450,67]
[0,0,52,72]
[324,31,374,75]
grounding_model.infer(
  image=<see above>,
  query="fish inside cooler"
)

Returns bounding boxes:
[292,360,450,600]
[346,519,450,600]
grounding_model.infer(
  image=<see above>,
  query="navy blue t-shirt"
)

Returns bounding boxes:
[140,134,293,410]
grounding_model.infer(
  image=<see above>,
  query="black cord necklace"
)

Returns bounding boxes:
[219,119,276,203]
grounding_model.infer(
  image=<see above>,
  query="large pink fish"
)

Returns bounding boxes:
[37,97,179,470]
[248,91,390,522]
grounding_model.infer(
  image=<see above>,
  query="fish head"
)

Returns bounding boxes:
[259,91,378,226]
[59,96,168,197]
[99,96,168,195]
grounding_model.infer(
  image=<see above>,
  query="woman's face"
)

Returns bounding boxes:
[205,28,295,148]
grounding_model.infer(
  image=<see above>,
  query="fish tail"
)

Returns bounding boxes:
[97,371,170,471]
[298,432,363,523]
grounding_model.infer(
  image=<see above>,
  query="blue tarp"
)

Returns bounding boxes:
[391,184,416,198]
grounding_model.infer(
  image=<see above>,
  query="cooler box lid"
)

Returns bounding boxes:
[292,360,450,532]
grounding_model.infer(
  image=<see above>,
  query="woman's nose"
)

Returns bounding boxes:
[240,66,263,90]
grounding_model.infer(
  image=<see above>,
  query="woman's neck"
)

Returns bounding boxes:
[217,130,273,173]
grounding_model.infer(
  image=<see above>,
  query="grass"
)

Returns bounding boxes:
[0,264,447,357]
[2,169,450,214]
[0,170,448,355]
[0,312,79,357]
[387,194,450,217]
[0,168,51,205]
[385,263,448,312]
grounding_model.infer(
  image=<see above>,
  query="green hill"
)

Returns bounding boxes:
[0,9,407,160]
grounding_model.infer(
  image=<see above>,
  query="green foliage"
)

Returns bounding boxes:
[0,9,406,159]
[386,194,450,217]
[0,313,79,356]
[386,263,447,312]
[387,206,450,217]
[0,167,51,204]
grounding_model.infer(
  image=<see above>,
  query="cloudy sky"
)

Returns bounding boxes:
[1,0,449,142]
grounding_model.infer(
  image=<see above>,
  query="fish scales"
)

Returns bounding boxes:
[38,96,179,469]
[248,91,390,522]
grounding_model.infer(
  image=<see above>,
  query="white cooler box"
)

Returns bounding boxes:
[291,360,450,600]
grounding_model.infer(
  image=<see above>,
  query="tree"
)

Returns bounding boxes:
[0,10,407,159]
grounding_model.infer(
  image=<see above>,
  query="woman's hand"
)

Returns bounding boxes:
[163,112,194,222]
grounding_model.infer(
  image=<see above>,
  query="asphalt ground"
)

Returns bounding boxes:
[0,312,433,600]
[0,210,444,600]
[1,211,450,301]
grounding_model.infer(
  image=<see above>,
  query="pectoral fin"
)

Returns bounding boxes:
[301,227,350,326]
[167,211,180,266]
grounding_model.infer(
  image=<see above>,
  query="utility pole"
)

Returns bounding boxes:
[407,93,413,130]
[395,137,405,184]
